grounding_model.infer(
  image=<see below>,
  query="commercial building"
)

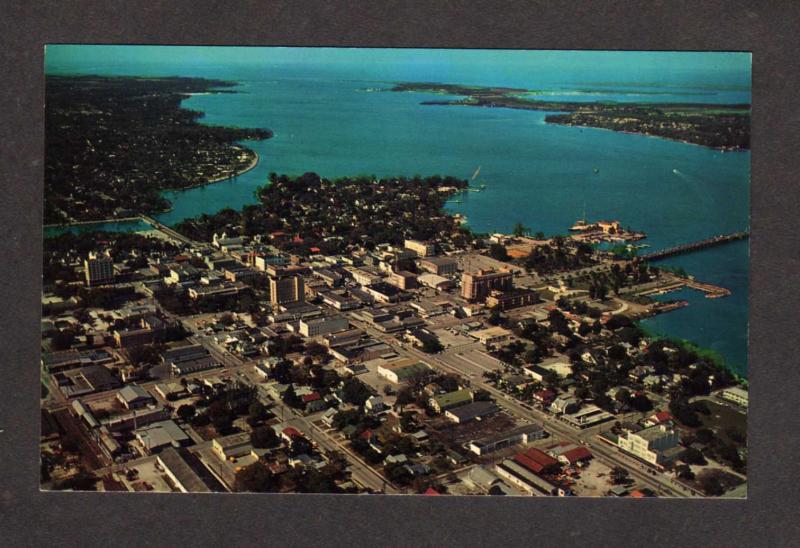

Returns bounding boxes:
[461,268,513,302]
[416,273,455,291]
[561,404,614,429]
[134,420,191,453]
[471,326,513,346]
[377,359,431,384]
[116,384,154,409]
[485,288,540,310]
[298,315,349,337]
[444,401,499,423]
[468,424,547,456]
[429,389,473,413]
[387,270,417,290]
[617,424,681,466]
[419,256,458,276]
[404,239,435,257]
[320,291,361,311]
[495,459,563,496]
[269,274,305,305]
[84,252,114,286]
[212,432,254,461]
[157,447,226,493]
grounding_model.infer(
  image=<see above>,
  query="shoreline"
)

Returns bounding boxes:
[162,146,261,193]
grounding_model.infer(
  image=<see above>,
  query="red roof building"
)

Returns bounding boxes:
[561,446,593,465]
[281,427,302,440]
[301,392,321,403]
[533,389,556,405]
[423,487,441,496]
[514,447,560,475]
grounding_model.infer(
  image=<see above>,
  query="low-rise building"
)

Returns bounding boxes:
[377,359,431,384]
[445,401,499,423]
[116,384,154,409]
[468,424,547,456]
[485,288,539,311]
[429,389,473,413]
[212,432,254,461]
[404,239,435,257]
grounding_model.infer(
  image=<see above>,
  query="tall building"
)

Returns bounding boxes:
[461,268,513,302]
[269,274,305,305]
[84,252,115,287]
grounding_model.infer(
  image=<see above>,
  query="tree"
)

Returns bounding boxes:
[282,384,302,408]
[674,464,695,481]
[234,461,276,493]
[681,447,707,466]
[176,404,196,422]
[512,221,530,237]
[697,470,725,496]
[251,426,280,449]
[421,338,444,354]
[488,243,510,262]
[51,330,76,351]
[610,466,630,485]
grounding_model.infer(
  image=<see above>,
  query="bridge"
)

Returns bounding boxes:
[639,231,749,261]
[140,215,201,247]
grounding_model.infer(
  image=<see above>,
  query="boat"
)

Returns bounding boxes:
[479,183,487,189]
[593,167,599,174]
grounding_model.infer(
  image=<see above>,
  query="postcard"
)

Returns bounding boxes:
[41,46,749,497]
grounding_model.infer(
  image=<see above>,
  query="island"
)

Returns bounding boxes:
[389,82,750,151]
[45,76,273,224]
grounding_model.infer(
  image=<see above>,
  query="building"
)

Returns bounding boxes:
[429,389,473,413]
[404,239,435,257]
[461,268,513,302]
[212,432,253,461]
[320,291,361,311]
[471,326,513,346]
[485,288,539,310]
[377,359,431,384]
[617,424,681,466]
[561,405,614,429]
[134,420,191,453]
[514,447,561,475]
[157,447,226,493]
[387,270,417,290]
[162,344,219,376]
[269,274,305,305]
[444,401,499,423]
[419,256,458,276]
[720,386,748,407]
[298,315,349,337]
[468,424,546,455]
[102,406,171,432]
[495,459,562,496]
[84,252,114,286]
[116,384,154,409]
[416,273,455,291]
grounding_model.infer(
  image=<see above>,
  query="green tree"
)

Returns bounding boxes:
[512,221,530,237]
[176,404,196,422]
[251,426,281,449]
[234,461,276,493]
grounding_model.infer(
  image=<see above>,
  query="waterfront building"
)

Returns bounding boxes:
[461,268,513,302]
[84,251,114,286]
[269,274,305,305]
[720,386,748,407]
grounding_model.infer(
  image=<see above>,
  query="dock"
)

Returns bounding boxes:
[640,231,749,261]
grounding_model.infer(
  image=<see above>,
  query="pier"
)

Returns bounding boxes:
[639,231,749,261]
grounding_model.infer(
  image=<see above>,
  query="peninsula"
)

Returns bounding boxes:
[390,83,750,151]
[45,76,273,224]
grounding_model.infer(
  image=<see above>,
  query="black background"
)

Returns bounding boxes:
[1,1,799,546]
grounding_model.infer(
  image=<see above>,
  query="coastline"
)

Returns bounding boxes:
[162,146,261,193]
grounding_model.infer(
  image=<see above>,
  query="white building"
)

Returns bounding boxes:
[720,386,748,407]
[298,315,349,337]
[617,424,681,465]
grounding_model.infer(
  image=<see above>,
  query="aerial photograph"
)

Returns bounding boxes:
[40,46,749,497]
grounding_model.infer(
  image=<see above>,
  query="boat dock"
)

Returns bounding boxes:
[639,231,749,261]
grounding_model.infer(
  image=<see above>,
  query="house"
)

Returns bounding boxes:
[643,411,675,427]
[533,389,556,406]
[429,389,473,413]
[365,395,386,413]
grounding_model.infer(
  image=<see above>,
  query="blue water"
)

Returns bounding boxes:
[43,219,153,238]
[44,47,750,375]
